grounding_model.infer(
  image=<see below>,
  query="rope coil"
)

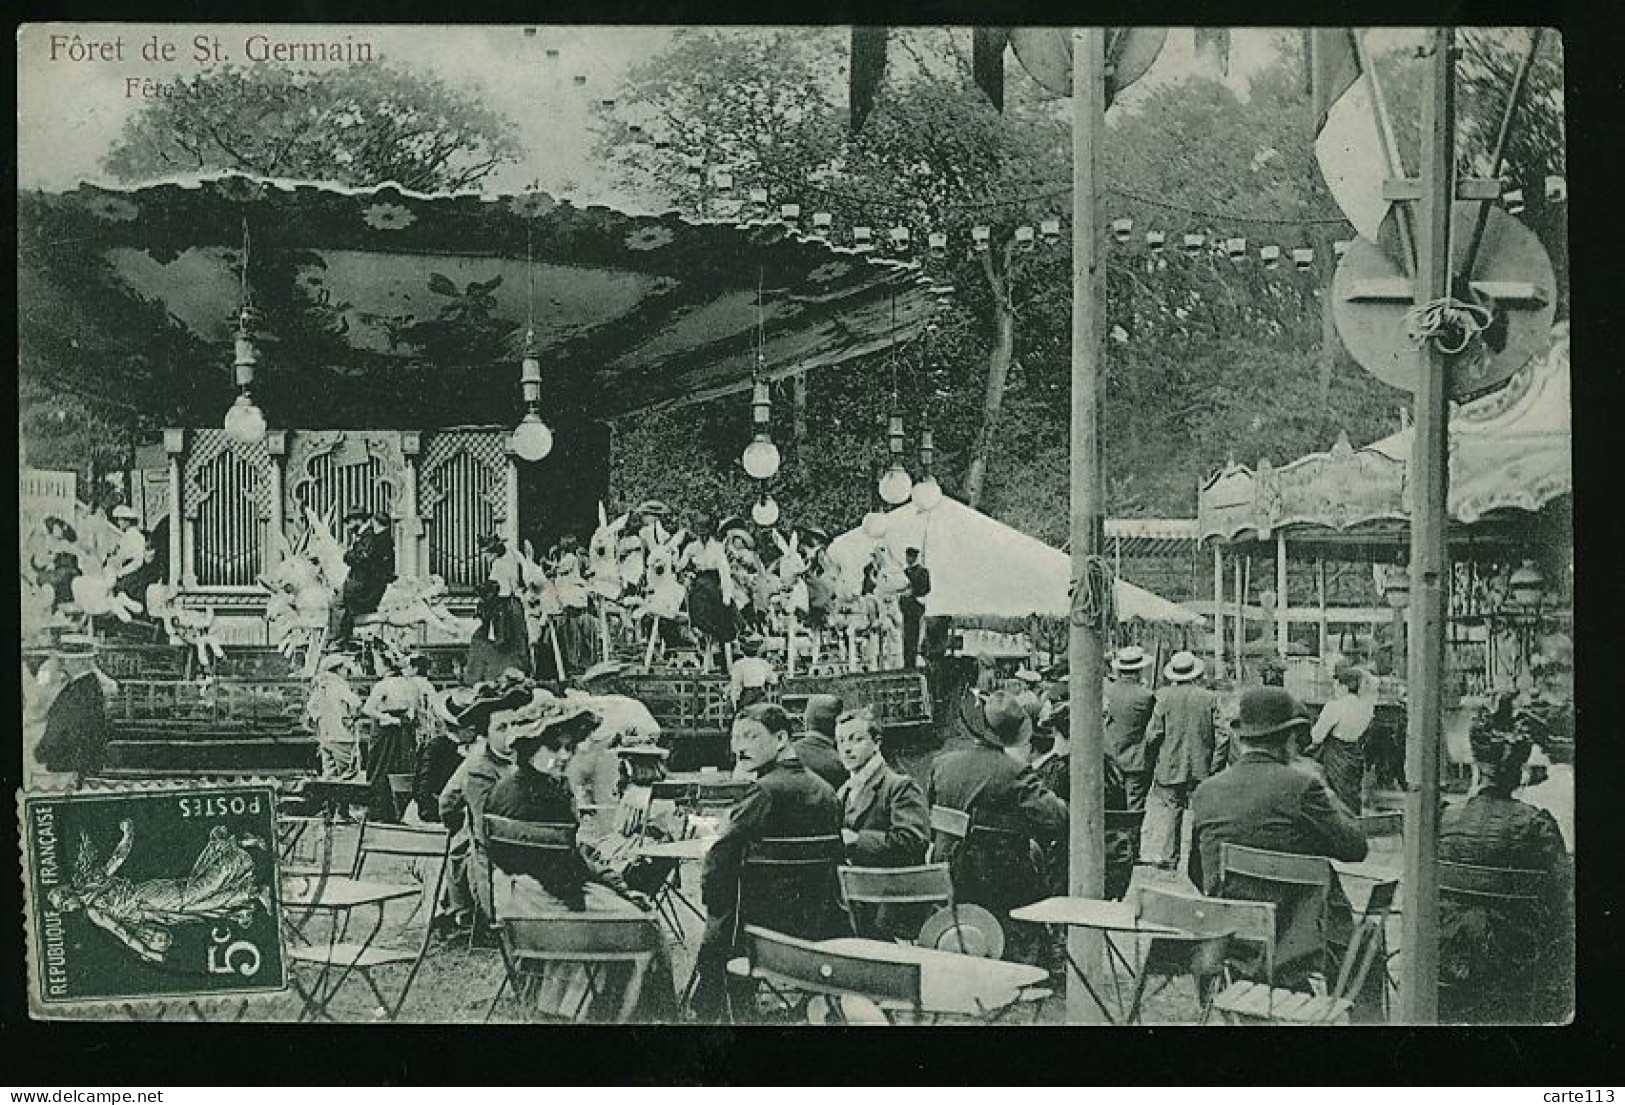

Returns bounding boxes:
[1404,296,1495,356]
[1069,554,1117,630]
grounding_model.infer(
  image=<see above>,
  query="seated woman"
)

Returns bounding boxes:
[482,698,676,1021]
[1438,693,1574,1024]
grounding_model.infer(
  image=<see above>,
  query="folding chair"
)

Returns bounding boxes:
[837,863,954,941]
[1212,880,1395,1025]
[927,805,970,863]
[1124,887,1254,1024]
[1438,861,1561,1023]
[480,815,580,1020]
[284,820,450,1021]
[1359,812,1404,855]
[491,913,664,1023]
[731,924,923,1024]
[387,772,417,821]
[1217,843,1337,988]
[277,814,337,877]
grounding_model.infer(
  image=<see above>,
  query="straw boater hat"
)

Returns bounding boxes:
[917,904,1005,960]
[112,505,141,522]
[1163,650,1205,683]
[1112,645,1151,674]
[1014,668,1042,686]
[1230,686,1311,741]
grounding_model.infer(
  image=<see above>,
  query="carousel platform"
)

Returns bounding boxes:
[70,644,932,781]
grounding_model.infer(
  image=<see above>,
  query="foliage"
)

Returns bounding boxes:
[102,62,521,192]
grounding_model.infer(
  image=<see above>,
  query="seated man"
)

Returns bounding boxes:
[1438,693,1573,1023]
[835,707,930,940]
[928,690,1067,965]
[1189,686,1368,987]
[793,693,848,790]
[690,703,842,1022]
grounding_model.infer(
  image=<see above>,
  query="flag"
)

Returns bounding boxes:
[973,28,1010,112]
[850,27,889,132]
[1193,28,1230,76]
[1007,27,1167,104]
[1311,28,1392,243]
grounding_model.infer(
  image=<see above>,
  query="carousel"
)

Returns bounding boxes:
[19,173,946,778]
[1195,322,1573,774]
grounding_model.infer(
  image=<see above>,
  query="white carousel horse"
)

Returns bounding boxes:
[69,563,144,623]
[145,583,226,669]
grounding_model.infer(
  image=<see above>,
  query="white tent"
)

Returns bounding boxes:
[827,496,1203,625]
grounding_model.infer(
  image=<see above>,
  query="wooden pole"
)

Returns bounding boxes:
[1065,24,1108,1026]
[1316,558,1330,660]
[1276,532,1289,657]
[1212,543,1225,678]
[1234,558,1245,682]
[1400,25,1455,1025]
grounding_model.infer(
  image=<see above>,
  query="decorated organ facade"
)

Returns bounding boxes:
[163,426,518,643]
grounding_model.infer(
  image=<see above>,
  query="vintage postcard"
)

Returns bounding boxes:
[16,23,1571,1028]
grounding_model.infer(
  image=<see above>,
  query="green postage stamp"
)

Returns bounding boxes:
[20,785,287,1009]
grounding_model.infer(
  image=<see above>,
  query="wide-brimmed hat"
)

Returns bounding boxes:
[434,686,482,737]
[1014,668,1042,685]
[111,505,141,522]
[981,690,1034,748]
[1163,651,1206,683]
[917,904,1005,960]
[1231,686,1311,741]
[498,697,602,762]
[452,681,539,744]
[1112,645,1151,673]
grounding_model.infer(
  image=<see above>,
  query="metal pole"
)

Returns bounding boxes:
[1066,23,1108,1026]
[1400,24,1455,1025]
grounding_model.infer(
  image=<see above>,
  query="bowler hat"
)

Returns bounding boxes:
[981,690,1034,748]
[1112,645,1151,673]
[1163,650,1205,683]
[1231,685,1310,741]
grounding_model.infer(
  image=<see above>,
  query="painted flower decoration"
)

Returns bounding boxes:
[624,225,675,252]
[362,203,416,231]
[805,262,851,285]
[508,193,557,220]
[213,177,267,204]
[82,194,139,223]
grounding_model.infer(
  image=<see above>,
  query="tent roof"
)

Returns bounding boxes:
[828,496,1203,625]
[18,175,935,427]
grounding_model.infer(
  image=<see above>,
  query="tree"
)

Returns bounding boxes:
[102,62,521,191]
[599,28,1069,509]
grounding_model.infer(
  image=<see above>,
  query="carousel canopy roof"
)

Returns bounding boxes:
[827,496,1203,625]
[18,175,936,427]
[1196,323,1571,547]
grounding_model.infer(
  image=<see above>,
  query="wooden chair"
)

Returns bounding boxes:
[1217,843,1337,986]
[732,924,923,1023]
[1212,880,1396,1025]
[284,820,450,1021]
[480,815,587,1021]
[1438,861,1563,1022]
[837,863,954,941]
[927,805,970,863]
[1127,887,1269,1024]
[737,834,846,942]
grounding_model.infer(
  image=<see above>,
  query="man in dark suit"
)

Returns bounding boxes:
[33,637,112,787]
[329,508,396,644]
[792,693,848,790]
[899,547,931,669]
[835,707,930,939]
[692,702,843,1021]
[1141,650,1223,870]
[928,690,1067,963]
[1189,686,1369,984]
[1104,645,1157,812]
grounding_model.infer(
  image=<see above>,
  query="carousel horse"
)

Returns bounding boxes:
[636,525,689,669]
[768,530,813,672]
[863,541,911,669]
[586,505,637,661]
[22,576,57,645]
[145,583,226,670]
[69,563,145,624]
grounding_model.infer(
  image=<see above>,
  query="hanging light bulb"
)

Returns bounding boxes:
[878,413,912,505]
[511,328,554,462]
[751,494,781,528]
[741,380,780,479]
[862,511,888,538]
[224,393,267,445]
[1112,217,1135,243]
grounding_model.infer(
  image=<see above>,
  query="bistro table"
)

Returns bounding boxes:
[280,873,420,1022]
[1009,897,1196,1024]
[727,937,1049,1022]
